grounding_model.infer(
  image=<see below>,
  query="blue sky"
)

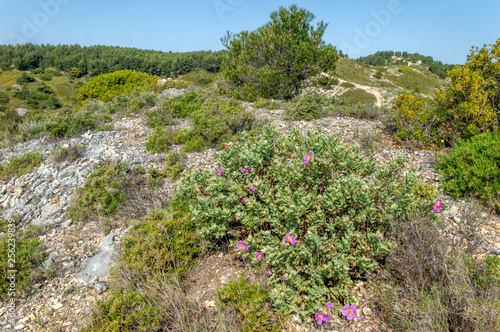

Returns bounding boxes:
[0,0,499,64]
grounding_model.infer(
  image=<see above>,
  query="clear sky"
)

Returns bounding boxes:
[0,0,499,64]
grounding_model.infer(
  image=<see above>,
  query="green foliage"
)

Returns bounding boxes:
[0,220,47,300]
[313,75,339,88]
[0,91,9,104]
[398,67,414,74]
[67,163,131,221]
[180,68,218,86]
[51,144,86,163]
[76,70,158,105]
[16,72,34,84]
[253,99,282,110]
[338,88,377,104]
[164,151,185,180]
[145,126,175,153]
[283,91,333,120]
[340,82,355,89]
[373,71,383,79]
[217,277,282,332]
[436,131,500,212]
[85,209,202,332]
[93,123,114,133]
[334,102,381,119]
[221,4,339,100]
[44,106,111,137]
[0,152,42,181]
[0,43,224,77]
[178,127,427,318]
[147,168,166,187]
[105,90,156,115]
[466,255,500,289]
[390,40,500,144]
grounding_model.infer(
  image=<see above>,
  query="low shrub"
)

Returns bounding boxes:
[283,91,333,120]
[388,93,434,142]
[145,126,175,153]
[164,151,185,180]
[105,90,156,115]
[398,67,414,74]
[340,82,355,89]
[338,88,377,104]
[436,130,500,212]
[76,70,159,105]
[374,207,500,331]
[0,152,42,181]
[253,99,282,110]
[67,163,131,221]
[50,144,86,163]
[147,168,166,187]
[0,219,47,300]
[44,106,112,137]
[334,102,381,119]
[178,127,428,319]
[217,277,282,332]
[373,71,383,79]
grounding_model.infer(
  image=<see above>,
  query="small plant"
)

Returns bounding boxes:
[373,71,383,79]
[44,107,112,137]
[0,152,42,181]
[284,91,333,120]
[335,102,380,119]
[398,67,414,74]
[352,127,383,152]
[147,168,166,187]
[217,277,282,332]
[164,151,185,180]
[67,163,131,221]
[0,220,47,299]
[436,130,500,212]
[93,123,114,133]
[145,126,175,153]
[51,144,86,163]
[338,88,377,104]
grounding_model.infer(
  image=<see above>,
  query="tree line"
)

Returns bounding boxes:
[356,51,456,79]
[0,43,225,77]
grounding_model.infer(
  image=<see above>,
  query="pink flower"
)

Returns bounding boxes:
[361,316,365,321]
[341,304,358,320]
[283,275,286,280]
[433,198,443,211]
[326,302,333,315]
[303,153,312,164]
[237,240,248,251]
[241,199,246,204]
[225,144,229,149]
[266,269,270,275]
[285,233,297,245]
[315,312,329,325]
[250,186,255,193]
[217,167,222,176]
[241,168,250,173]
[256,252,263,261]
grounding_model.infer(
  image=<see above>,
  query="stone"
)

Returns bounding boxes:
[362,306,373,316]
[15,108,29,116]
[60,219,72,228]
[73,234,116,284]
[13,186,27,196]
[53,303,63,310]
[203,300,216,309]
[92,281,108,294]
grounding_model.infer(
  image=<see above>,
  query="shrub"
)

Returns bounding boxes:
[338,88,377,104]
[178,127,428,319]
[253,99,282,110]
[340,82,355,89]
[16,72,35,84]
[0,91,9,105]
[374,207,500,331]
[67,163,131,221]
[283,91,333,120]
[44,107,111,137]
[398,67,414,74]
[105,90,156,115]
[51,144,86,163]
[76,70,159,105]
[373,71,383,79]
[147,168,166,187]
[221,4,339,100]
[19,119,49,140]
[388,93,434,141]
[164,151,185,180]
[390,39,500,144]
[145,126,175,153]
[0,220,47,300]
[334,102,381,119]
[436,130,500,212]
[0,152,42,181]
[217,277,282,332]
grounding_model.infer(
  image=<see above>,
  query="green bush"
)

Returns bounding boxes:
[44,107,111,137]
[145,126,175,153]
[284,91,333,120]
[105,90,156,115]
[221,4,339,100]
[67,163,131,221]
[338,88,377,104]
[0,152,42,181]
[147,168,166,187]
[0,91,9,105]
[16,72,35,85]
[373,71,383,79]
[466,255,500,289]
[436,130,500,212]
[178,127,427,319]
[398,67,414,74]
[77,70,159,105]
[0,220,47,300]
[340,82,355,89]
[164,151,185,180]
[217,277,282,332]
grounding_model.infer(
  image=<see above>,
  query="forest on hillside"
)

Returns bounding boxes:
[356,50,456,79]
[0,44,224,77]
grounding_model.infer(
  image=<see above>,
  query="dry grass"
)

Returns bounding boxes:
[373,205,500,331]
